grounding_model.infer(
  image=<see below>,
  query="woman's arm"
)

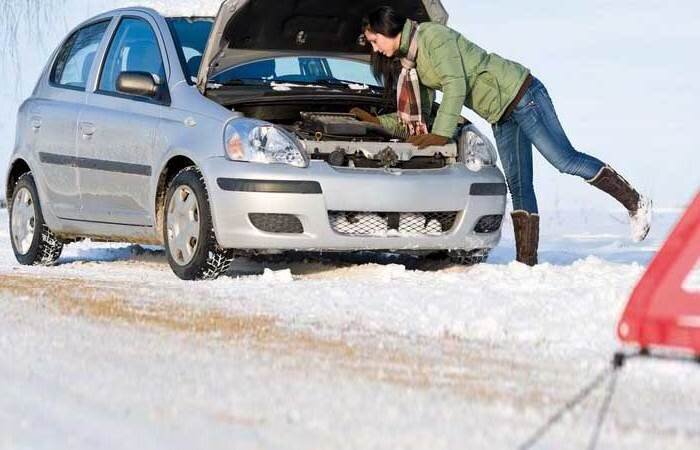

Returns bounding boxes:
[426,31,467,138]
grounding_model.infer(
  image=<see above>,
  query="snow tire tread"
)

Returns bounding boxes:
[449,249,489,266]
[10,173,64,266]
[164,167,233,280]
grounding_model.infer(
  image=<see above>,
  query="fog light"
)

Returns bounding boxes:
[474,215,503,234]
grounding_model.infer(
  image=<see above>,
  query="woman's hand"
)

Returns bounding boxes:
[350,107,380,125]
[408,133,449,149]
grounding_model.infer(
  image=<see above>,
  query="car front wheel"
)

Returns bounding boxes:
[164,167,233,280]
[9,173,63,266]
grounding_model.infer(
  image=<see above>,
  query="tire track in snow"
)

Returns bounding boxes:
[0,272,548,407]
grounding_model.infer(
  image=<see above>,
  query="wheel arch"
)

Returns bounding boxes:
[5,158,32,205]
[154,155,199,238]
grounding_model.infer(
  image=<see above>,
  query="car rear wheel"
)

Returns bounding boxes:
[9,173,63,266]
[164,167,233,280]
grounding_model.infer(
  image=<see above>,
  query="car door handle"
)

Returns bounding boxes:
[79,122,96,138]
[30,116,42,130]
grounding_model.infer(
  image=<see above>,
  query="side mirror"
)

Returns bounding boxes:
[116,71,161,98]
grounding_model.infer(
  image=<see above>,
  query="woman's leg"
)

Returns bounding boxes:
[510,78,605,180]
[511,77,651,241]
[493,119,539,265]
[492,118,537,214]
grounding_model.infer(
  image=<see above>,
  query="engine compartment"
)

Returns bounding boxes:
[231,101,458,169]
[292,112,454,169]
[295,112,398,141]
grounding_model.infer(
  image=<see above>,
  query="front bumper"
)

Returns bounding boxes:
[202,157,507,251]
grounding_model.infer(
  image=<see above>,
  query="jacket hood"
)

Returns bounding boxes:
[196,0,448,92]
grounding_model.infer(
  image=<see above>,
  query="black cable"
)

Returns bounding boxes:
[518,354,625,450]
[587,364,620,450]
[519,349,698,450]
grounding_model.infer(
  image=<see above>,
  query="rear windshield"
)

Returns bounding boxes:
[166,17,214,82]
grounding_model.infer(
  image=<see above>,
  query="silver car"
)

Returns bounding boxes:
[4,0,506,280]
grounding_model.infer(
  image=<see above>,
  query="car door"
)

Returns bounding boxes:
[77,14,167,226]
[32,20,110,219]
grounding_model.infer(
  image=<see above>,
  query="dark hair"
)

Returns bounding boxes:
[362,6,407,100]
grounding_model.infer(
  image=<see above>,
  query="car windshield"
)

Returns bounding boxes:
[210,56,382,90]
[166,17,214,82]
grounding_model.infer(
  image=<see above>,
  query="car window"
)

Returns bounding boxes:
[211,56,381,88]
[99,17,166,94]
[51,21,110,90]
[166,17,213,82]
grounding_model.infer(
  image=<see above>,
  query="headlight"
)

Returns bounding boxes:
[224,120,309,168]
[459,124,497,172]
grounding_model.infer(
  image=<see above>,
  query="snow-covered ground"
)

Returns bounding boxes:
[1,206,699,449]
[1,2,699,447]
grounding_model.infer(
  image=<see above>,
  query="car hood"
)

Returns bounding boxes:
[196,0,448,93]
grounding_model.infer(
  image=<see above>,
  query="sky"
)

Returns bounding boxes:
[442,0,700,211]
[1,0,698,211]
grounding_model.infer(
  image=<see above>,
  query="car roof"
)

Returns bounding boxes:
[65,7,153,33]
[73,7,216,32]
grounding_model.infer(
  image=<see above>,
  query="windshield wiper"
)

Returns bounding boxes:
[211,78,383,92]
[312,79,382,91]
[213,78,272,87]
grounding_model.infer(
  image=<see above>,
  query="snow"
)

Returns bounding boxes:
[346,83,370,91]
[1,206,699,449]
[116,0,225,17]
[270,82,326,91]
[1,0,700,447]
[630,194,653,242]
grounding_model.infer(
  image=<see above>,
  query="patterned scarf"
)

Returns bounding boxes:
[396,20,428,136]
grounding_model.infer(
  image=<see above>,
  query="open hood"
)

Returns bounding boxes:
[196,0,448,93]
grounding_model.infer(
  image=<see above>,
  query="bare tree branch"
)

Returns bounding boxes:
[0,0,67,93]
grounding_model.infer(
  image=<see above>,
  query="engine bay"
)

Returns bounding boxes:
[225,99,459,169]
[295,112,399,141]
[289,112,457,169]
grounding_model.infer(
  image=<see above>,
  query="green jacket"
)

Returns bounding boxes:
[379,20,531,137]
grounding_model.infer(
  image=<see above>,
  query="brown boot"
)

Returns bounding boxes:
[587,166,640,211]
[511,210,539,266]
[587,166,652,242]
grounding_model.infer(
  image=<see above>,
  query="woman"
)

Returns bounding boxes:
[352,6,651,266]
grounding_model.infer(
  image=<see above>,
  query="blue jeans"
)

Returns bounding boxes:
[492,77,605,214]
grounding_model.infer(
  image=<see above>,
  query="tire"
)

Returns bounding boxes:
[449,249,490,266]
[163,167,233,280]
[9,173,63,266]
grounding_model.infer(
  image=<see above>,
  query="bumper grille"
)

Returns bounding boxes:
[329,211,458,236]
[249,213,304,234]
